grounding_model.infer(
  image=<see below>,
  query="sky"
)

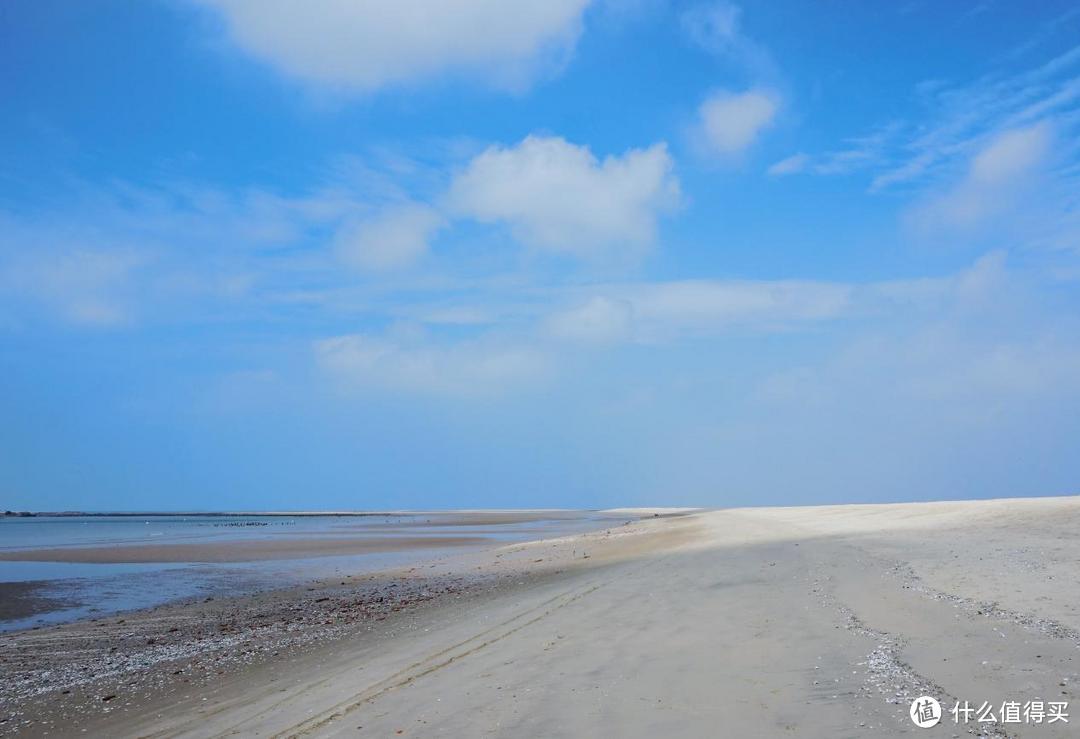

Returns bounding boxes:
[2,0,1079,511]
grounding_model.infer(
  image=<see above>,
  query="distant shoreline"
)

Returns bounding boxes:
[1,508,594,518]
[2,511,408,518]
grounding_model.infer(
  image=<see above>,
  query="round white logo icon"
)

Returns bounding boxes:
[910,696,942,728]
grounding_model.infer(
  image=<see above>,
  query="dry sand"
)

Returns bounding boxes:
[3,498,1079,737]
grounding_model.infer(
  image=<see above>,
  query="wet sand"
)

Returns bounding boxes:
[3,499,1079,737]
[0,536,489,564]
[0,582,77,622]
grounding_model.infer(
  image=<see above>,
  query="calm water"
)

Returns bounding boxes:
[0,512,616,632]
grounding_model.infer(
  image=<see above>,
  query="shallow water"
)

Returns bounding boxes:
[0,512,615,632]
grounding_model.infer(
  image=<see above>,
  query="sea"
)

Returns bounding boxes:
[0,512,616,632]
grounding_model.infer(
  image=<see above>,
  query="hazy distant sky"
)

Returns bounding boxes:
[2,1,1079,510]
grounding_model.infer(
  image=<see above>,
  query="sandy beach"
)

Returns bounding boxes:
[3,498,1079,737]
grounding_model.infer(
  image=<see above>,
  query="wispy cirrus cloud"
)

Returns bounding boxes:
[768,123,900,179]
[0,180,355,328]
[906,123,1053,233]
[313,332,549,396]
[781,37,1080,202]
[0,134,685,328]
[0,242,146,327]
[864,53,1080,194]
[766,153,808,177]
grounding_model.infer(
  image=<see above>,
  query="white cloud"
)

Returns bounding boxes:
[314,333,547,395]
[908,123,1052,232]
[969,124,1051,185]
[680,1,775,78]
[857,250,1009,317]
[767,153,808,176]
[334,203,444,271]
[615,279,849,338]
[681,1,740,51]
[446,136,679,257]
[200,0,591,93]
[697,89,779,156]
[540,255,1007,349]
[313,274,869,395]
[545,296,634,344]
[313,277,857,395]
[761,309,1080,414]
[539,279,851,346]
[0,230,147,328]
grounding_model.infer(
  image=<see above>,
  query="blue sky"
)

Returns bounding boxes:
[2,1,1079,511]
